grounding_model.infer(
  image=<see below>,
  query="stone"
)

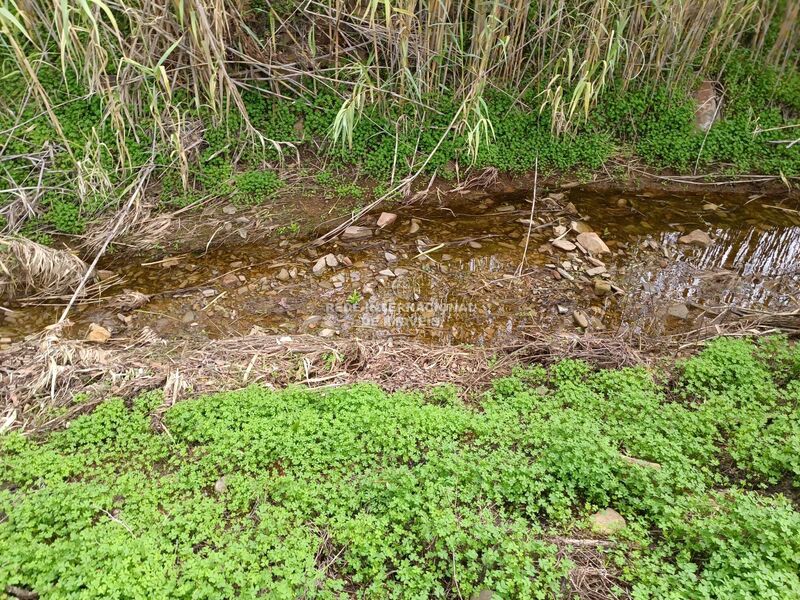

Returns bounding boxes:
[679,229,712,247]
[553,225,568,237]
[379,269,395,277]
[408,219,421,234]
[495,204,515,212]
[222,205,237,215]
[573,310,589,328]
[576,232,610,255]
[201,288,217,298]
[214,476,227,494]
[548,192,565,201]
[589,508,626,535]
[694,80,719,131]
[96,269,116,282]
[324,253,338,268]
[668,303,690,320]
[570,220,593,234]
[587,256,605,268]
[376,212,397,228]
[594,279,612,296]
[221,273,240,287]
[620,454,662,470]
[85,323,111,343]
[552,239,576,252]
[557,305,569,315]
[703,203,720,211]
[181,311,196,324]
[385,251,398,262]
[341,225,373,240]
[312,256,328,275]
[586,265,606,276]
[319,328,336,338]
[277,268,290,281]
[468,240,482,249]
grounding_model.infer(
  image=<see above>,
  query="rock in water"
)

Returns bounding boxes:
[576,232,610,255]
[85,323,111,343]
[341,226,373,240]
[679,230,712,247]
[589,508,626,535]
[376,212,397,228]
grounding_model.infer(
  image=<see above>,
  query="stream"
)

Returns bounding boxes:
[2,188,799,349]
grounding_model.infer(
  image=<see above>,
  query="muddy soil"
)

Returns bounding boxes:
[1,187,799,349]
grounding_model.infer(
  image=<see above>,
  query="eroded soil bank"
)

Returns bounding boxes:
[2,186,799,349]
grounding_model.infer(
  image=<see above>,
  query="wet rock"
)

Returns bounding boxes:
[552,239,576,252]
[694,80,719,131]
[324,253,339,268]
[85,323,111,343]
[573,311,589,328]
[594,279,612,296]
[385,251,398,263]
[668,303,690,320]
[377,212,397,228]
[276,268,290,281]
[679,230,712,247]
[342,226,373,240]
[408,219,421,234]
[589,508,626,535]
[576,232,610,255]
[312,256,328,275]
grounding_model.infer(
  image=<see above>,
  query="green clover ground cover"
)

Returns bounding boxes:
[1,337,800,599]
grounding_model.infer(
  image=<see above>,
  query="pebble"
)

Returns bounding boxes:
[385,251,398,262]
[312,256,328,275]
[408,219,421,234]
[277,268,290,281]
[576,232,611,255]
[552,239,577,252]
[589,508,626,535]
[201,289,217,297]
[377,212,397,228]
[324,253,339,268]
[181,311,196,323]
[468,240,482,249]
[85,323,111,343]
[594,279,612,296]
[342,225,373,240]
[668,303,690,320]
[573,311,589,328]
[586,265,606,276]
[319,328,336,338]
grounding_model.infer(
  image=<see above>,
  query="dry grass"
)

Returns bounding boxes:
[0,236,90,301]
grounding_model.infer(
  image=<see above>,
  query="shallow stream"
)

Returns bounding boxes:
[2,188,799,348]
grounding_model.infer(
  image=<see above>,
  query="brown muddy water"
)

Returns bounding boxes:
[1,189,799,348]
